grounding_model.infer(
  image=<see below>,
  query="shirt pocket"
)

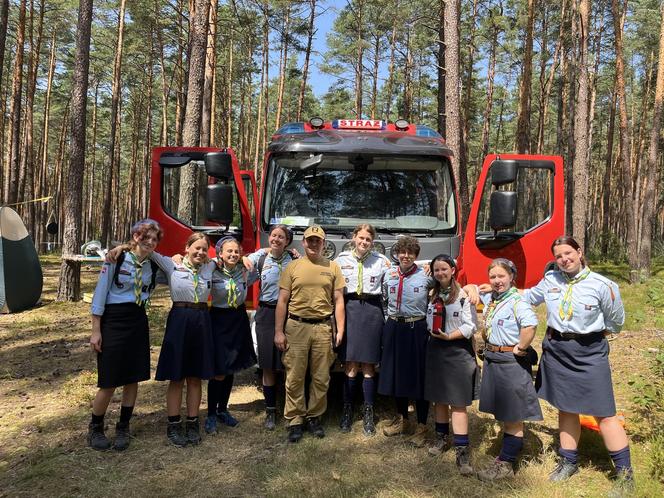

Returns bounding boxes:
[573,297,601,330]
[116,271,134,289]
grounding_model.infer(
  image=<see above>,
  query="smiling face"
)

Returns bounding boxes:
[397,250,417,271]
[219,240,241,267]
[303,235,324,259]
[186,238,209,266]
[488,264,514,293]
[432,260,455,287]
[352,229,373,257]
[268,227,289,255]
[553,243,584,275]
[133,229,159,258]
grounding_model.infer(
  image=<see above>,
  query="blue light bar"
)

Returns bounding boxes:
[275,122,305,134]
[415,125,442,138]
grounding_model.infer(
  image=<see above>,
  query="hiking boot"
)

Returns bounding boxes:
[186,418,201,446]
[87,422,111,451]
[166,421,188,447]
[476,458,515,482]
[217,410,239,427]
[204,415,218,434]
[383,415,412,437]
[428,433,452,456]
[607,469,635,498]
[306,417,325,438]
[362,404,376,436]
[548,458,579,482]
[455,446,473,475]
[288,424,303,443]
[113,421,131,451]
[408,423,429,448]
[264,408,276,431]
[339,403,353,433]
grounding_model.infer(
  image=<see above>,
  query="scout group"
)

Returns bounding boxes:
[88,220,633,494]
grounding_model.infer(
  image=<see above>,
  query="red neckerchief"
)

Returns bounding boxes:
[396,264,418,312]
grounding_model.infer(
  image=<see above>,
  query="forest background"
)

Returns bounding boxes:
[0,0,663,296]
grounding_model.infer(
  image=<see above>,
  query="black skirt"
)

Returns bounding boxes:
[338,297,384,364]
[255,304,283,371]
[479,350,543,422]
[155,306,215,381]
[536,332,616,417]
[377,318,429,399]
[97,303,150,388]
[424,338,480,406]
[210,304,257,375]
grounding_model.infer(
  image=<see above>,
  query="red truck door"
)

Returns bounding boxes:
[239,170,259,244]
[460,154,565,288]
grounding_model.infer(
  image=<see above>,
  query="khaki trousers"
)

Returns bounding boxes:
[282,318,336,426]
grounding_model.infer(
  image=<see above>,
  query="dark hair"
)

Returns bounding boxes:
[129,219,163,249]
[185,232,210,249]
[269,224,293,245]
[392,235,420,257]
[429,254,460,304]
[551,235,586,266]
[215,235,241,256]
[488,258,517,279]
[352,224,377,240]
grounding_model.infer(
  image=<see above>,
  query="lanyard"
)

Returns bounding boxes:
[183,258,200,304]
[559,267,591,321]
[128,252,146,305]
[352,249,370,295]
[396,264,418,312]
[485,287,518,340]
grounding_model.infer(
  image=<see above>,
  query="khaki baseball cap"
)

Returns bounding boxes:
[303,225,326,239]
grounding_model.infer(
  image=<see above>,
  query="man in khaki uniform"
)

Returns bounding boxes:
[274,225,345,442]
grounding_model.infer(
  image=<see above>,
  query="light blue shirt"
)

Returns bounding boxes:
[480,291,538,346]
[425,289,477,339]
[335,250,392,295]
[247,249,295,303]
[522,269,624,334]
[210,263,258,308]
[150,252,214,303]
[383,265,429,317]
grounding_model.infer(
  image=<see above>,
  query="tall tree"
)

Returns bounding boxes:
[515,0,535,153]
[297,0,316,121]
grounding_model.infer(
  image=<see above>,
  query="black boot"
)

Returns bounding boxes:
[362,404,376,436]
[87,422,111,451]
[113,421,131,451]
[186,418,201,446]
[166,420,188,447]
[264,407,277,431]
[339,403,353,433]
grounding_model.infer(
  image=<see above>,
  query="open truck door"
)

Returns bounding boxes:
[460,154,565,288]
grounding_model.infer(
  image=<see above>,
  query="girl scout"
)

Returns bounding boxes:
[378,236,431,446]
[88,219,163,451]
[424,254,478,475]
[335,224,392,436]
[522,236,631,492]
[476,258,542,482]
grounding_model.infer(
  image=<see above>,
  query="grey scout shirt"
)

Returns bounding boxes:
[150,252,214,303]
[480,291,538,346]
[425,289,477,339]
[211,263,259,308]
[247,249,294,303]
[335,250,392,295]
[383,264,429,317]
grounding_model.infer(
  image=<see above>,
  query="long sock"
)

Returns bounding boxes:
[609,446,632,474]
[498,433,523,463]
[559,447,578,465]
[415,399,429,425]
[362,377,375,406]
[435,422,450,435]
[91,413,104,425]
[395,397,409,419]
[454,434,470,447]
[343,375,357,405]
[119,405,134,424]
[208,379,221,417]
[167,415,181,423]
[263,384,276,409]
[218,375,234,413]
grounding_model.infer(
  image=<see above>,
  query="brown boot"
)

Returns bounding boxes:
[476,458,514,482]
[408,423,429,448]
[383,415,411,437]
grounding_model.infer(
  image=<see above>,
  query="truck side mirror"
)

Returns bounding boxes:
[206,184,234,224]
[205,152,232,179]
[489,191,517,230]
[490,160,518,186]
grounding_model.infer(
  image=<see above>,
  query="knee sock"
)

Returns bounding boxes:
[362,377,375,406]
[435,422,450,435]
[343,375,357,405]
[454,434,470,447]
[91,413,104,425]
[609,446,632,474]
[207,379,221,417]
[263,384,276,410]
[396,397,409,419]
[217,375,234,413]
[499,433,523,463]
[119,405,134,424]
[415,400,429,425]
[559,447,578,465]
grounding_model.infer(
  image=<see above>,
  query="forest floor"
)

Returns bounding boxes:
[0,256,663,498]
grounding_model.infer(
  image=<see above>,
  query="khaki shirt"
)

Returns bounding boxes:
[279,256,345,319]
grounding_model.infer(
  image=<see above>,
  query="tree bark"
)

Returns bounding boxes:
[201,0,216,147]
[274,4,290,130]
[385,4,398,121]
[481,3,500,159]
[297,0,316,121]
[515,0,535,154]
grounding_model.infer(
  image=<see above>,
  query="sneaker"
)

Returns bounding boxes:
[607,469,635,498]
[339,403,353,433]
[113,421,131,451]
[288,424,303,443]
[548,458,579,482]
[264,408,276,431]
[428,433,452,456]
[217,410,239,427]
[166,421,188,447]
[204,415,218,434]
[186,419,201,446]
[408,423,429,448]
[87,422,111,451]
[382,415,412,437]
[362,404,376,436]
[476,458,515,482]
[306,417,325,438]
[455,446,473,475]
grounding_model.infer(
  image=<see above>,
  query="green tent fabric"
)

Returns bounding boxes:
[0,207,43,313]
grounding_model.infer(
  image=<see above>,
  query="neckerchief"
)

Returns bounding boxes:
[352,249,370,295]
[128,252,146,305]
[559,266,591,321]
[396,264,419,313]
[183,257,200,304]
[438,286,452,304]
[223,265,240,308]
[270,251,288,275]
[485,287,518,340]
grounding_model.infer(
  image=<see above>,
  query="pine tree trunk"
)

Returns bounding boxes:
[254,6,269,174]
[355,0,364,118]
[481,5,499,159]
[274,5,290,130]
[201,0,216,147]
[601,80,617,255]
[515,0,535,154]
[297,0,316,121]
[385,5,398,121]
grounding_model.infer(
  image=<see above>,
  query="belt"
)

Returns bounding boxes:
[547,327,605,340]
[389,316,425,323]
[288,313,331,324]
[259,301,277,309]
[484,343,515,353]
[345,293,381,302]
[172,302,208,310]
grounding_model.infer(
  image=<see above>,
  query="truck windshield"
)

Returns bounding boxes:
[263,153,457,234]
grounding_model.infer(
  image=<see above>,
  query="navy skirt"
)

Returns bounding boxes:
[424,338,480,406]
[155,306,215,381]
[378,318,429,399]
[97,303,150,388]
[338,297,384,364]
[536,331,616,417]
[479,350,543,422]
[211,304,257,375]
[255,304,284,371]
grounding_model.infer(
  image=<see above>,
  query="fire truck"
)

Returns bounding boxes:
[149,118,564,306]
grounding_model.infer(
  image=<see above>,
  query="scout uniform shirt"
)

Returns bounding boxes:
[522,267,624,334]
[425,289,477,338]
[335,250,392,295]
[480,289,537,346]
[383,264,429,318]
[211,263,259,308]
[150,252,214,303]
[247,249,294,303]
